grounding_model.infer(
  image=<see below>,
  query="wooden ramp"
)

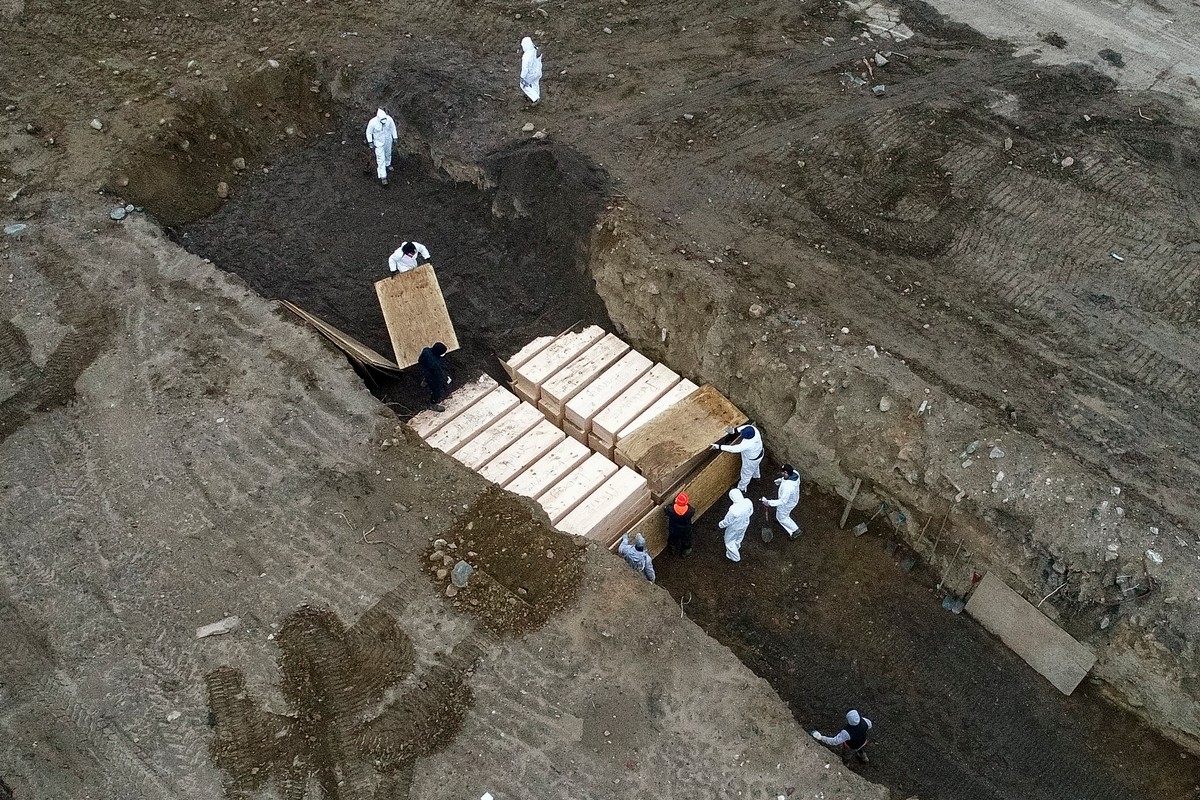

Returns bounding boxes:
[966,573,1096,695]
[374,265,459,368]
[278,300,401,373]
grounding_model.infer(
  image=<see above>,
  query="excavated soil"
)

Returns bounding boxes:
[6,0,1200,796]
[173,124,612,415]
[425,487,589,636]
[658,464,1200,800]
[161,89,1200,800]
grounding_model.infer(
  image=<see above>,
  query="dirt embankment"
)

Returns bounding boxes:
[588,195,1200,750]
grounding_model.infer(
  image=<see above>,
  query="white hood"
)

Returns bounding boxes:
[521,36,537,54]
[729,488,744,503]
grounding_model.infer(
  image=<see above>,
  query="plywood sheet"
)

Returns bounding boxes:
[512,326,606,399]
[557,468,652,542]
[408,375,499,439]
[615,384,747,495]
[563,350,654,432]
[616,379,700,441]
[611,451,740,555]
[424,388,519,456]
[591,364,681,445]
[373,266,459,368]
[506,436,592,500]
[502,335,556,379]
[477,420,564,487]
[538,333,630,418]
[278,300,401,373]
[453,402,545,471]
[965,573,1096,695]
[537,452,619,524]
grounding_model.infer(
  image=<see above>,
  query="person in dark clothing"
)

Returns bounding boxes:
[663,492,695,556]
[812,709,873,764]
[417,342,451,411]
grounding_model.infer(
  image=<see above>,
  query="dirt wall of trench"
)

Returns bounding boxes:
[587,209,1200,753]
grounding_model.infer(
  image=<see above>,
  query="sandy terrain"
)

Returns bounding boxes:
[4,0,1200,797]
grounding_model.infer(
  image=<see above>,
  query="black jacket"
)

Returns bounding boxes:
[418,347,448,386]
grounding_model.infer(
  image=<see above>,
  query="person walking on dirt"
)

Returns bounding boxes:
[618,532,655,581]
[711,424,764,493]
[418,342,451,412]
[365,107,398,187]
[520,37,543,103]
[761,464,801,539]
[388,241,431,274]
[812,709,873,764]
[664,492,695,556]
[718,488,753,562]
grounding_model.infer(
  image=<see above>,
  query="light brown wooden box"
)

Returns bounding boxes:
[477,420,566,487]
[538,333,630,420]
[506,436,592,500]
[511,326,606,401]
[564,350,654,433]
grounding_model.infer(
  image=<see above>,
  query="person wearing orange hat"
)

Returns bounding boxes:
[663,492,695,556]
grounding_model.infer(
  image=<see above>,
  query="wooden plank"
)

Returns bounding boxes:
[453,402,545,471]
[616,379,700,441]
[563,350,654,432]
[557,467,652,542]
[507,437,592,500]
[538,334,630,420]
[373,266,459,369]
[408,375,499,439]
[537,452,619,524]
[502,335,555,380]
[591,364,681,445]
[424,388,519,455]
[615,384,748,496]
[562,418,587,445]
[587,432,614,460]
[610,450,740,555]
[278,300,401,373]
[478,420,565,487]
[966,573,1096,695]
[536,396,565,427]
[513,381,538,406]
[512,325,606,400]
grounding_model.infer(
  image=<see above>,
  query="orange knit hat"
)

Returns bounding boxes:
[673,493,689,515]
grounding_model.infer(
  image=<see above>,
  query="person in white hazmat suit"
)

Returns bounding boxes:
[718,488,754,562]
[617,532,655,582]
[520,37,543,103]
[761,464,801,539]
[711,424,764,493]
[365,108,398,186]
[387,241,431,273]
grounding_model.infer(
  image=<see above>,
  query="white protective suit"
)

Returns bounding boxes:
[388,241,431,273]
[520,37,543,103]
[617,535,656,582]
[715,424,764,492]
[365,108,398,180]
[718,488,754,562]
[762,470,801,538]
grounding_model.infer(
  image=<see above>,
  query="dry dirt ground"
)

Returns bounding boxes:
[4,0,1200,797]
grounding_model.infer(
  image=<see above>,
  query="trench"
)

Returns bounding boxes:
[152,81,1200,800]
